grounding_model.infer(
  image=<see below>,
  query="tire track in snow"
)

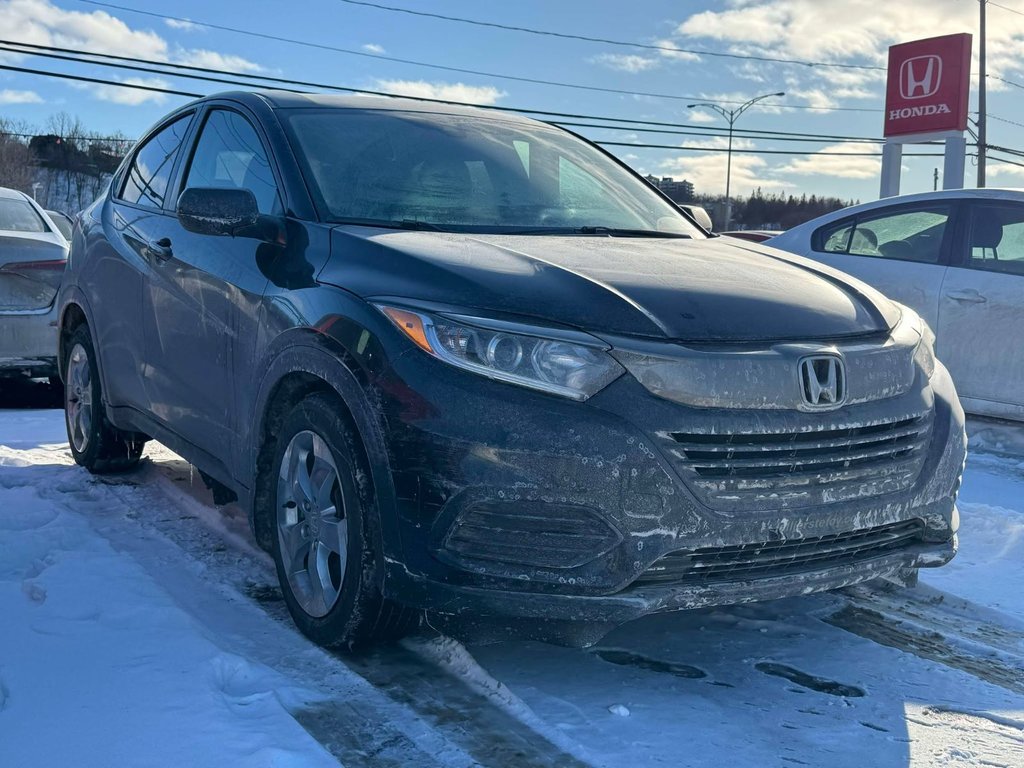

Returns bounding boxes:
[95,455,593,768]
[7,457,472,768]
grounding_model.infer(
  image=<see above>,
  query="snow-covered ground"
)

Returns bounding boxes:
[2,402,1023,767]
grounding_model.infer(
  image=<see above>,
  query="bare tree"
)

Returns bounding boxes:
[0,117,37,194]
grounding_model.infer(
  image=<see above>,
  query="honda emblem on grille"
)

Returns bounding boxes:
[799,355,846,409]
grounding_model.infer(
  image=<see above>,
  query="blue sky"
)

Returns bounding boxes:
[0,0,1021,202]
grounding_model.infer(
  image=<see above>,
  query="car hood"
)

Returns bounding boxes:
[322,228,899,342]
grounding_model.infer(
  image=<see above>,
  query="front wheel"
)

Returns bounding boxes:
[64,325,145,473]
[269,392,418,647]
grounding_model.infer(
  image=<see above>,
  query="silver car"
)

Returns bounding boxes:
[769,189,1024,421]
[0,187,69,382]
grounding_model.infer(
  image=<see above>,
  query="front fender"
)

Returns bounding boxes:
[246,328,405,572]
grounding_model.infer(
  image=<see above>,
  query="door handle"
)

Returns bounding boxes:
[146,238,173,262]
[945,289,987,304]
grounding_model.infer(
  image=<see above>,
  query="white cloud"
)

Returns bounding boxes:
[651,39,701,63]
[0,0,169,59]
[373,79,506,105]
[0,89,43,104]
[987,162,1024,179]
[71,77,169,106]
[362,43,385,54]
[673,0,1024,113]
[164,18,201,32]
[775,143,881,180]
[0,0,261,99]
[180,49,262,73]
[592,53,660,73]
[687,110,717,124]
[657,151,785,196]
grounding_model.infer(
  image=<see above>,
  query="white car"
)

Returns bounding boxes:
[769,188,1024,421]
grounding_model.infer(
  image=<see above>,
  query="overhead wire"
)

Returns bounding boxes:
[0,39,887,144]
[334,0,887,72]
[71,0,883,112]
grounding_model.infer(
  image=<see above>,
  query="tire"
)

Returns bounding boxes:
[63,325,146,473]
[269,392,419,648]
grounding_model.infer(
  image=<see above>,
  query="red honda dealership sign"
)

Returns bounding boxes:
[883,33,972,138]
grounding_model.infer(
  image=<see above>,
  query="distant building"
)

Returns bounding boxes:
[644,175,695,203]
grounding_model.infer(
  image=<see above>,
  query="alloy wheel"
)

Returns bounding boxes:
[65,343,93,453]
[277,430,348,618]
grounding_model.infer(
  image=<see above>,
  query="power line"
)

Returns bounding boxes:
[336,0,887,72]
[987,153,1024,169]
[71,0,882,112]
[989,74,1024,90]
[555,120,884,144]
[595,141,945,157]
[0,61,201,98]
[990,1,1024,17]
[0,64,901,158]
[0,39,886,141]
[0,48,973,160]
[1,130,131,143]
[990,113,1024,129]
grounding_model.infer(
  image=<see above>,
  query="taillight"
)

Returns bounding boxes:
[0,259,67,290]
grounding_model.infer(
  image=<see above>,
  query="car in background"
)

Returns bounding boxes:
[722,230,782,243]
[769,189,1024,421]
[44,210,74,241]
[0,187,69,384]
[59,91,965,648]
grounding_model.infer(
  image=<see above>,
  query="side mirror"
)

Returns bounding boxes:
[677,203,714,232]
[177,187,259,236]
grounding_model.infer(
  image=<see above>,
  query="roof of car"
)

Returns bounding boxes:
[204,89,543,127]
[0,187,28,201]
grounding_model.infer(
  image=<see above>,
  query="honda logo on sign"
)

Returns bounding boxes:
[799,356,846,410]
[900,55,942,99]
[884,34,971,138]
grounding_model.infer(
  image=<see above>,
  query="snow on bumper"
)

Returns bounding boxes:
[377,344,965,620]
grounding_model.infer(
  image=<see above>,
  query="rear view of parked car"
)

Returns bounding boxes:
[58,91,966,648]
[0,187,69,383]
[769,189,1024,421]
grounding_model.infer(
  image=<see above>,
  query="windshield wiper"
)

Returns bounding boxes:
[494,226,692,237]
[397,219,444,231]
[576,226,691,238]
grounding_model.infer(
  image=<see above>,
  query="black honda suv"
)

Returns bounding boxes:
[58,91,966,647]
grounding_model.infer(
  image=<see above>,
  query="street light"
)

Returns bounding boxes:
[687,91,784,230]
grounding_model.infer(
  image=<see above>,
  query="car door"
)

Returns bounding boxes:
[800,202,956,331]
[92,111,194,412]
[936,200,1024,416]
[142,106,281,464]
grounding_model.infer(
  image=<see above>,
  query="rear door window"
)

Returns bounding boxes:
[120,113,193,209]
[965,202,1024,276]
[816,206,950,263]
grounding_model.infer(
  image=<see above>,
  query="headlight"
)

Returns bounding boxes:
[377,305,624,400]
[911,312,937,379]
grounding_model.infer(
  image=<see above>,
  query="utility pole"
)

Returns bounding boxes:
[978,0,987,187]
[687,91,784,230]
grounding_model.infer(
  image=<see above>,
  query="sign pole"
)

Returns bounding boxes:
[978,0,987,187]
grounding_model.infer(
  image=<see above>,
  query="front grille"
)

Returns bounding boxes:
[635,520,925,586]
[664,413,932,510]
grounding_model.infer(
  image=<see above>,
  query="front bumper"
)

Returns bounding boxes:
[0,303,59,377]
[372,339,966,620]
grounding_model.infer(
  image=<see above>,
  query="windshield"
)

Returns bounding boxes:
[0,197,48,233]
[282,108,701,236]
